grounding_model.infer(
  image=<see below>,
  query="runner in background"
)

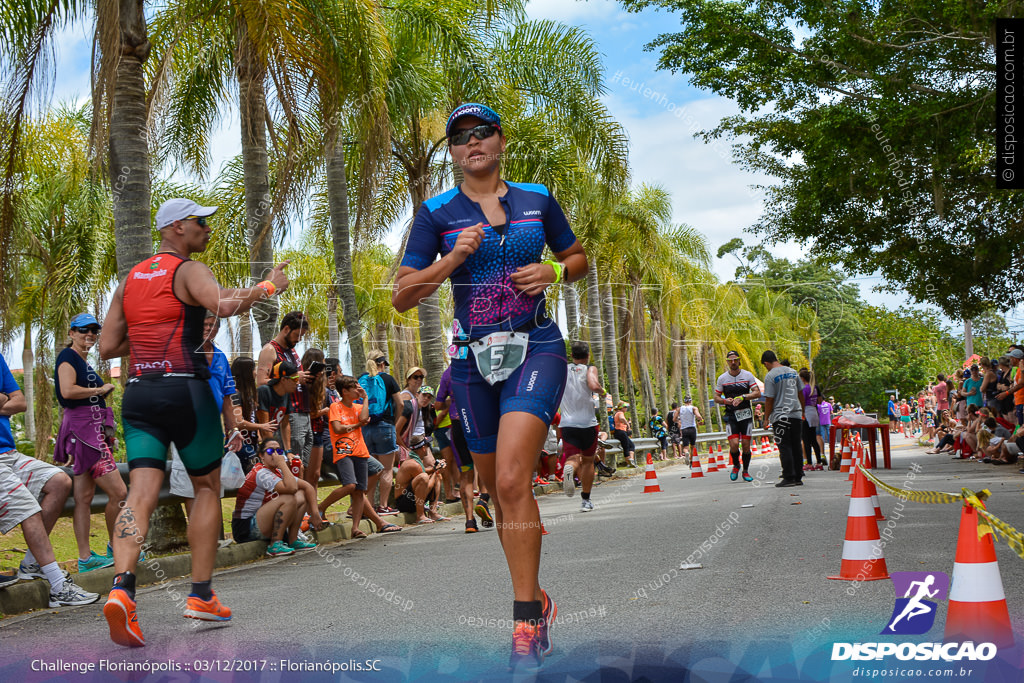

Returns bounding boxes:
[558,342,603,511]
[715,350,760,482]
[676,396,703,467]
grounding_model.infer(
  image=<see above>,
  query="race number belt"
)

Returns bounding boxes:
[468,331,529,385]
[734,407,753,421]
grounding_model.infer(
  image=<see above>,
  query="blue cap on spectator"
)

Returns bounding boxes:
[69,313,99,329]
[445,103,501,138]
[1009,349,1024,359]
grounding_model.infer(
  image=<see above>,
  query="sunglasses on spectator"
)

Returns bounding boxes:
[263,447,285,456]
[73,326,101,334]
[448,124,500,146]
[186,215,208,227]
[410,374,425,381]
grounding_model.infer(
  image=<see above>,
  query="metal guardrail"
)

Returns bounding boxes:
[63,429,786,515]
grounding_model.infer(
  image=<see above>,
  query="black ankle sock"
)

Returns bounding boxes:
[191,580,213,600]
[112,572,136,600]
[513,600,543,623]
[479,493,490,503]
[581,491,590,500]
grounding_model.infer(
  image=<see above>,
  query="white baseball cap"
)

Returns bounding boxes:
[155,198,217,229]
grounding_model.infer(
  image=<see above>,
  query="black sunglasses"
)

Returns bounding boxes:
[185,215,208,227]
[410,374,424,381]
[73,326,101,334]
[448,124,500,146]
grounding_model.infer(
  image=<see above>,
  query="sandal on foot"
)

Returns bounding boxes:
[378,523,403,533]
[351,530,367,539]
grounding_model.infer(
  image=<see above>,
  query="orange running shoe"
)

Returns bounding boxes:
[183,591,233,621]
[508,620,543,672]
[537,589,557,657]
[104,589,145,647]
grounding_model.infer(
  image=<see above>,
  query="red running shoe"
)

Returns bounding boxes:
[104,589,145,647]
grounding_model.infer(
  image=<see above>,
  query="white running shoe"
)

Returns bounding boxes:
[562,464,576,497]
[580,499,594,512]
[49,579,100,607]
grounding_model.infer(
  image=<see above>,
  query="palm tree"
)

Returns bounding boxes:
[0,0,154,317]
[6,105,110,455]
[149,0,333,343]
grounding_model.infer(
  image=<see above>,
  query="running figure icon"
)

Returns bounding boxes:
[888,575,939,631]
[881,571,949,635]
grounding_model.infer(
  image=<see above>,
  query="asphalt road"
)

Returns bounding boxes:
[2,442,1023,682]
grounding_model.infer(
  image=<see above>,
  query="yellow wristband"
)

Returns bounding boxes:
[256,280,276,297]
[543,260,564,284]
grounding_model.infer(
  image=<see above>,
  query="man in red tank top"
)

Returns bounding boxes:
[99,198,290,648]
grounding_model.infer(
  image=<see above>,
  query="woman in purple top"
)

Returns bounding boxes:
[798,368,825,469]
[53,313,123,572]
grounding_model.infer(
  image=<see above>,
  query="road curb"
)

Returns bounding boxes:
[0,461,672,617]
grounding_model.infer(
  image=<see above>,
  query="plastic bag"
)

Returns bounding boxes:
[221,451,245,490]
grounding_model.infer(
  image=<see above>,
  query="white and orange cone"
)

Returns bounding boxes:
[689,453,704,479]
[839,434,853,474]
[706,444,718,472]
[944,499,1015,648]
[828,465,890,582]
[859,452,885,521]
[751,438,760,457]
[643,453,662,493]
[848,436,862,482]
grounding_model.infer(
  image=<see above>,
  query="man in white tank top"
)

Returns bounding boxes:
[558,342,604,512]
[676,396,704,466]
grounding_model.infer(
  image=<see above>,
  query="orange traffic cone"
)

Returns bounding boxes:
[859,450,885,521]
[706,444,718,472]
[716,443,724,468]
[848,436,861,482]
[839,435,853,473]
[751,438,760,457]
[689,452,704,479]
[643,453,662,493]
[828,465,889,581]
[944,500,1015,647]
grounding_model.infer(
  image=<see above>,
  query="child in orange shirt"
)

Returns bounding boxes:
[319,375,374,536]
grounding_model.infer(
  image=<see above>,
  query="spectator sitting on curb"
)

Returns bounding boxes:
[232,438,318,557]
[0,354,76,583]
[394,458,448,524]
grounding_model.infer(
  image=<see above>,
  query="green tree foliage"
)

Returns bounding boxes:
[620,0,1024,319]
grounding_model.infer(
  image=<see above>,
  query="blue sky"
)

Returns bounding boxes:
[10,0,1010,367]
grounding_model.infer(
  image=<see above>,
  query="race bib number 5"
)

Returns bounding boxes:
[468,331,529,385]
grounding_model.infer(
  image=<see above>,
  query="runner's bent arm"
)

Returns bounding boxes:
[586,366,603,394]
[392,223,485,313]
[509,241,587,296]
[178,260,290,318]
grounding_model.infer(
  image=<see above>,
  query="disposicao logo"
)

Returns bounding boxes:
[882,571,949,635]
[831,571,997,662]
